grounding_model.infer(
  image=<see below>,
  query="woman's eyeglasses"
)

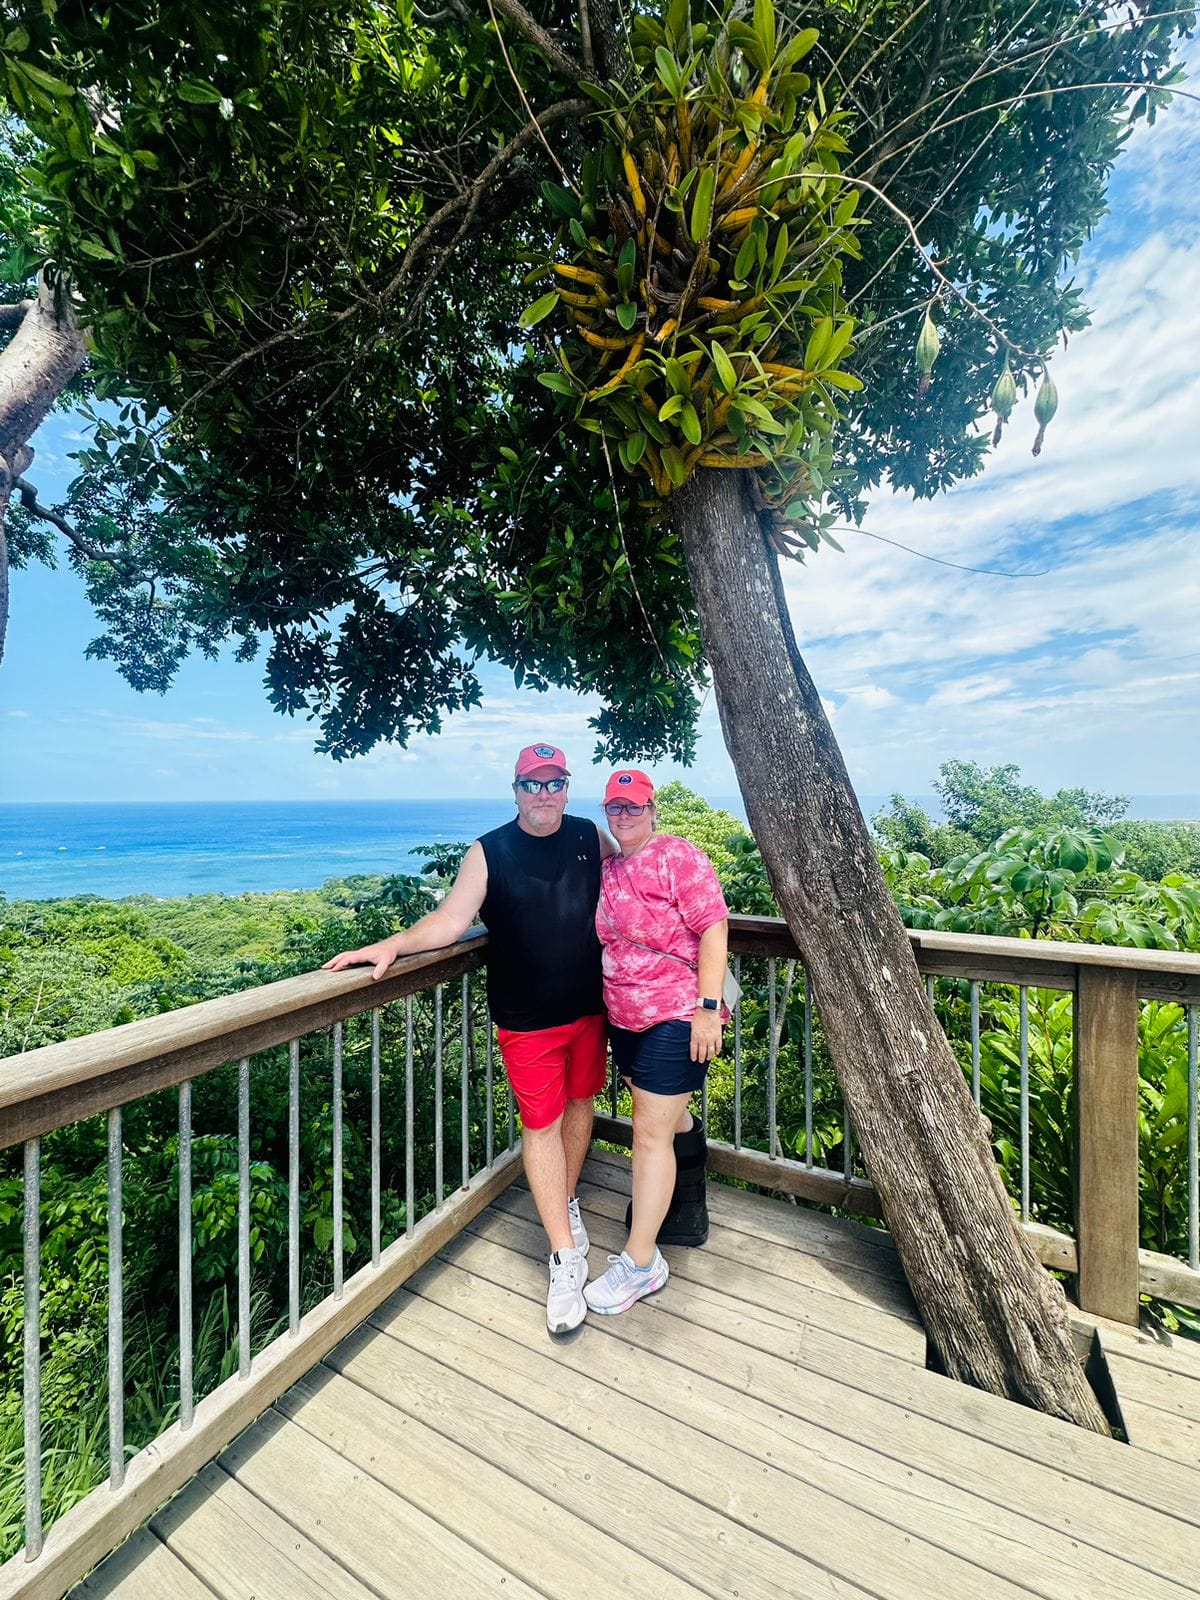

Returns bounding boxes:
[604,801,647,817]
[514,777,568,795]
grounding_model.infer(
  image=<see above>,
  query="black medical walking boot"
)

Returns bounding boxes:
[626,1119,709,1246]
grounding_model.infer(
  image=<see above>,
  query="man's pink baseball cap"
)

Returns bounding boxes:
[514,743,571,778]
[604,769,655,806]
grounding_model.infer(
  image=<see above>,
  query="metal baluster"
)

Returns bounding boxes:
[332,1024,344,1299]
[970,981,981,1108]
[405,996,415,1236]
[435,985,444,1207]
[23,1138,42,1560]
[486,1019,495,1169]
[461,974,471,1186]
[288,1039,300,1337]
[733,955,743,1151]
[609,1050,619,1118]
[768,957,778,1158]
[371,1010,381,1266]
[107,1108,124,1489]
[1019,987,1030,1223]
[803,976,814,1170]
[237,1057,251,1377]
[1188,1006,1198,1273]
[178,1081,193,1430]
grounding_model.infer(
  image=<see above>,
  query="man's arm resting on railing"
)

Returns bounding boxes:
[322,842,489,980]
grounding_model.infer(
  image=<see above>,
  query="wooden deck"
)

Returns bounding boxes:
[75,1149,1200,1600]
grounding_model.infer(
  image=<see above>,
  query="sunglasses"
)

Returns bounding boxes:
[603,801,648,817]
[514,777,568,795]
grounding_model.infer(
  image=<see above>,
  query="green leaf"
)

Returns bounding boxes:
[658,393,686,421]
[734,233,758,283]
[753,0,776,67]
[536,371,575,395]
[679,401,702,446]
[616,301,638,331]
[778,27,818,70]
[804,317,833,369]
[690,165,716,244]
[625,431,647,466]
[665,357,690,395]
[711,343,737,393]
[662,445,688,486]
[654,46,684,100]
[15,59,75,97]
[77,238,119,261]
[770,224,790,285]
[518,290,560,329]
[177,79,224,105]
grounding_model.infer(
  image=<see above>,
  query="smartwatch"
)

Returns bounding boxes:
[696,997,719,1011]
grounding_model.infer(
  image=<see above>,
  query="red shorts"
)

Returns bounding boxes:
[496,1014,608,1131]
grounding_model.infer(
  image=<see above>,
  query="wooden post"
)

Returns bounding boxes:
[1075,967,1141,1324]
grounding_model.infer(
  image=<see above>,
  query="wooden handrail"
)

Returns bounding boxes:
[0,931,488,1150]
[728,914,1200,1001]
[726,915,1200,1323]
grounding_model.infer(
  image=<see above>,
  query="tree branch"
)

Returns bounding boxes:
[12,478,139,577]
[485,0,587,84]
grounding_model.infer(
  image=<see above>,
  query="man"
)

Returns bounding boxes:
[324,743,615,1334]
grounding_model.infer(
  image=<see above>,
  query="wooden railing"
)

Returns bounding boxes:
[597,916,1200,1328]
[3,916,1199,1597]
[0,932,523,1600]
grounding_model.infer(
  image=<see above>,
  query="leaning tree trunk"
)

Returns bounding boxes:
[672,468,1108,1433]
[0,267,87,664]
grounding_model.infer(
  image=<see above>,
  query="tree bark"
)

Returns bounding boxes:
[672,467,1109,1432]
[0,268,87,665]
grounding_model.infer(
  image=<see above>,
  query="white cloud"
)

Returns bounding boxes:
[774,92,1200,797]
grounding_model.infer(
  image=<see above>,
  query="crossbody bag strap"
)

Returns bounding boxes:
[598,896,699,972]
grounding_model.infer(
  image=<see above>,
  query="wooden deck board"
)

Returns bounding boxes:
[218,1407,546,1600]
[581,1149,908,1279]
[74,1530,215,1600]
[67,1150,1200,1600]
[447,1208,1200,1577]
[276,1365,735,1600]
[492,1186,928,1362]
[150,1463,379,1600]
[371,1271,1191,1600]
[321,1329,879,1600]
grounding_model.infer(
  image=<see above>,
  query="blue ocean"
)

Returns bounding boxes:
[0,796,748,900]
[1,794,1195,902]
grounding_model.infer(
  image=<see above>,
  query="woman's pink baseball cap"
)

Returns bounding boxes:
[514,743,570,777]
[604,769,655,806]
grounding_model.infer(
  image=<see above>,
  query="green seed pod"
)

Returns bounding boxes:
[921,316,940,382]
[1034,372,1058,426]
[1032,371,1058,456]
[991,361,1017,423]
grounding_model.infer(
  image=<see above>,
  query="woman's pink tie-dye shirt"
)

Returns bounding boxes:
[597,834,729,1031]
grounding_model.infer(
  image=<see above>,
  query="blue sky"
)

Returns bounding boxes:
[2,69,1198,807]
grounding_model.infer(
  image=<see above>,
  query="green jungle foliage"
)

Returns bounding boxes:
[2,767,1199,1549]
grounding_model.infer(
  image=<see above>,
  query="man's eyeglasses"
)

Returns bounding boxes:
[604,802,647,817]
[515,777,568,795]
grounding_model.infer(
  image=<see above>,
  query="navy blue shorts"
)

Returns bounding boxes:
[610,1019,708,1097]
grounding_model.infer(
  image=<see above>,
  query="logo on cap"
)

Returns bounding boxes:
[534,745,556,758]
[617,773,632,785]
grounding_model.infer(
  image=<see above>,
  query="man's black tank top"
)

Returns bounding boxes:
[479,814,603,1032]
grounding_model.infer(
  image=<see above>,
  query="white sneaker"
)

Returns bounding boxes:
[546,1249,589,1334]
[567,1196,590,1257]
[583,1249,669,1316]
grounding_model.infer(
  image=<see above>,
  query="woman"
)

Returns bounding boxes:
[584,769,730,1315]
